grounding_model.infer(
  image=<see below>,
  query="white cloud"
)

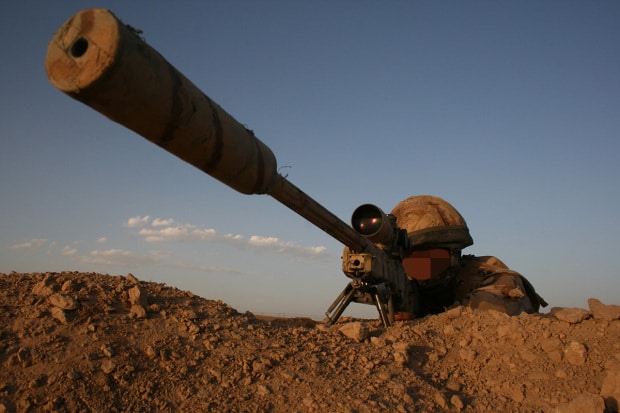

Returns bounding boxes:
[82,248,165,267]
[304,246,328,255]
[152,218,174,227]
[248,235,327,257]
[225,234,243,241]
[11,238,48,250]
[221,233,245,247]
[126,216,217,243]
[125,216,150,227]
[61,245,78,256]
[138,225,216,243]
[124,216,328,259]
[97,237,108,243]
[249,236,280,246]
[91,248,131,257]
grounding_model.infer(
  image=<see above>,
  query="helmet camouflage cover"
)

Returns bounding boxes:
[391,195,473,250]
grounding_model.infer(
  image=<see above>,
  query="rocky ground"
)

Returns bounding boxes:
[0,271,619,413]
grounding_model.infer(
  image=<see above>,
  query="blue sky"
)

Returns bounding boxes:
[1,1,619,319]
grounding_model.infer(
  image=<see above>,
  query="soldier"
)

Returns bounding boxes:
[391,195,547,316]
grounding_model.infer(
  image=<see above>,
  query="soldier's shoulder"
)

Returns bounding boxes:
[461,254,509,270]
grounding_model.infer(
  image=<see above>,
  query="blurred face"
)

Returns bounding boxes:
[402,248,452,281]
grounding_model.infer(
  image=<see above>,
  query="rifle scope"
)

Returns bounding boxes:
[351,204,395,245]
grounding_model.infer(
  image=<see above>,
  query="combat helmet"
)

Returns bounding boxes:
[391,195,473,250]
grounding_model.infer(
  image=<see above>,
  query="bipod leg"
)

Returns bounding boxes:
[387,294,395,325]
[325,283,355,326]
[374,290,391,327]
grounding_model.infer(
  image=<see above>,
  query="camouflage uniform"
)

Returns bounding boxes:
[455,255,547,315]
[391,195,547,316]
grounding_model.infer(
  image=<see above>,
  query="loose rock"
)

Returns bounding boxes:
[50,306,69,324]
[588,298,620,321]
[130,304,148,319]
[550,307,591,324]
[49,293,78,310]
[128,285,149,307]
[564,341,587,366]
[338,321,370,342]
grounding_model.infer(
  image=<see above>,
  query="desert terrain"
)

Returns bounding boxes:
[1,271,618,412]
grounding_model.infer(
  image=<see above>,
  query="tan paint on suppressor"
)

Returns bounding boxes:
[45,8,377,254]
[45,8,276,195]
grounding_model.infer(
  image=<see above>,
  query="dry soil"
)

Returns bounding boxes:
[1,271,619,412]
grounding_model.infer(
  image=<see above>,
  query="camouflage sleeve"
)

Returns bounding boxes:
[455,256,546,315]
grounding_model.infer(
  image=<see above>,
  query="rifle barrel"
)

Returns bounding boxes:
[46,8,376,254]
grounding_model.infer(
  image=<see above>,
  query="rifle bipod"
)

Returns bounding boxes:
[325,280,394,327]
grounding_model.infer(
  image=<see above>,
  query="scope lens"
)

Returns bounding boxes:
[356,216,382,235]
[352,205,383,235]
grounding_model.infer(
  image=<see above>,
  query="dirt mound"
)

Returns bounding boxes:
[1,271,619,412]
